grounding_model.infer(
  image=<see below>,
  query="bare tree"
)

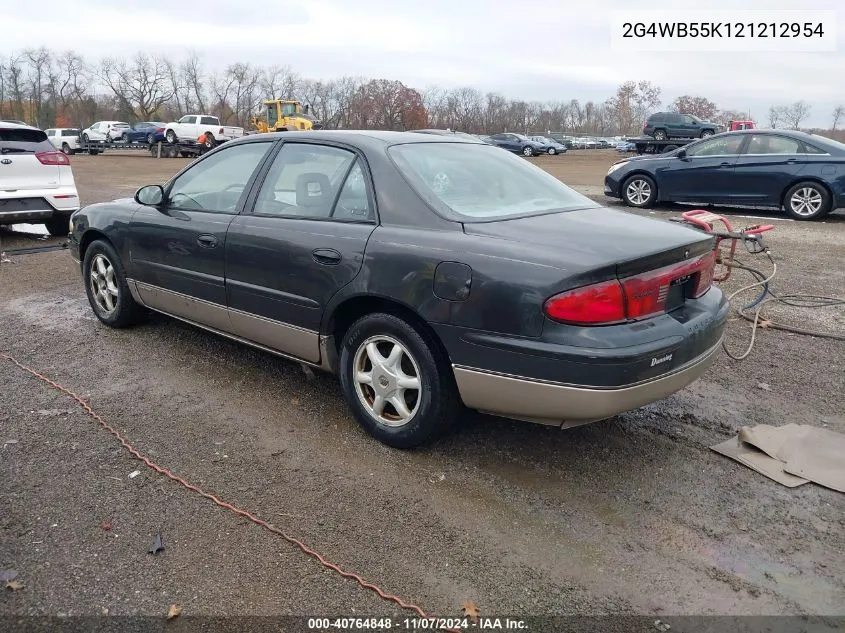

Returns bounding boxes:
[100,53,174,119]
[768,105,784,128]
[670,95,718,120]
[832,105,845,131]
[783,101,811,129]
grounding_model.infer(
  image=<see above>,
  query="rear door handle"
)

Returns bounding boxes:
[719,161,732,166]
[312,248,342,265]
[197,234,218,248]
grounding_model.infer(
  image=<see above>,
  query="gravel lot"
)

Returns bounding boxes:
[2,149,844,626]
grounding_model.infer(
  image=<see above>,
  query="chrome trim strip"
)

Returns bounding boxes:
[134,280,232,332]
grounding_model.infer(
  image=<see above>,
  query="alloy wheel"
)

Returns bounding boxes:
[89,254,119,314]
[789,187,823,217]
[626,179,652,205]
[353,335,421,427]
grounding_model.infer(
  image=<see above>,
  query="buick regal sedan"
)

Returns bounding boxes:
[604,129,845,220]
[69,131,727,448]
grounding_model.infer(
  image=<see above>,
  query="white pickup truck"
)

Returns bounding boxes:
[164,114,244,147]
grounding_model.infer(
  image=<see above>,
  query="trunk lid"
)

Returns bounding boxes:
[463,207,713,282]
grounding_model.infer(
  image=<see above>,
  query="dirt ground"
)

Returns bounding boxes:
[1,149,844,627]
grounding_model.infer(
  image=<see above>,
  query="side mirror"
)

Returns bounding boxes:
[676,149,687,159]
[135,184,164,206]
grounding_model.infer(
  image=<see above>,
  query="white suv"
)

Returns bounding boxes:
[81,121,129,143]
[45,127,82,154]
[0,123,80,236]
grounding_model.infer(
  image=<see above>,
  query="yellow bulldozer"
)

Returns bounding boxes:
[251,99,322,133]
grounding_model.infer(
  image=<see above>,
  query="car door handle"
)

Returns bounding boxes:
[312,248,342,265]
[720,161,732,166]
[196,234,218,248]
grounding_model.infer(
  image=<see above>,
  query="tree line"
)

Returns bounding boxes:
[1,47,843,138]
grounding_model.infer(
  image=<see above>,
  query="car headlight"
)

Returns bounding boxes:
[607,162,627,175]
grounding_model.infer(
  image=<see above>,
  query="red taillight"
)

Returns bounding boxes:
[35,151,70,166]
[156,127,164,132]
[544,251,716,325]
[543,279,627,325]
[219,127,224,134]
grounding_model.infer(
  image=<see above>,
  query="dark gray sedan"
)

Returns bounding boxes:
[69,131,727,448]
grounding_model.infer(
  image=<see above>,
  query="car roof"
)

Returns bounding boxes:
[233,129,485,148]
[0,121,40,130]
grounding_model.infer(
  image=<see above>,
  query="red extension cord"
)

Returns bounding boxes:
[2,353,460,630]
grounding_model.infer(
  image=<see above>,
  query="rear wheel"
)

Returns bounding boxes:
[147,133,155,144]
[653,129,668,140]
[783,182,831,220]
[700,129,715,138]
[622,174,657,208]
[339,313,460,448]
[82,239,144,327]
[203,134,216,149]
[61,142,71,154]
[165,129,177,144]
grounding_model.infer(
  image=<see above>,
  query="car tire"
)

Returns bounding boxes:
[165,129,177,144]
[783,182,831,220]
[653,129,668,140]
[522,145,534,157]
[622,174,657,208]
[44,216,70,236]
[548,148,556,155]
[203,134,216,149]
[122,133,130,144]
[82,239,144,328]
[700,129,715,138]
[61,142,71,154]
[147,133,155,144]
[339,312,460,449]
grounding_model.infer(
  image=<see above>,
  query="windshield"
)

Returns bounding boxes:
[388,142,599,221]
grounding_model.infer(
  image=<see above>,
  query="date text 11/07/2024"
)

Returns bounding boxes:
[307,617,529,630]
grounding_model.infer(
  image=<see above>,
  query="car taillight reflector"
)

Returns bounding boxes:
[544,251,716,326]
[35,151,70,166]
[156,127,164,132]
[543,279,627,325]
[219,127,224,134]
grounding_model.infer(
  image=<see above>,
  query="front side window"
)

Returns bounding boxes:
[166,141,272,214]
[389,142,598,221]
[685,135,744,157]
[746,135,801,155]
[253,143,359,219]
[178,116,193,124]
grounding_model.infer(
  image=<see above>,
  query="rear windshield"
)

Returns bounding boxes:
[61,129,80,136]
[388,142,599,221]
[0,128,52,153]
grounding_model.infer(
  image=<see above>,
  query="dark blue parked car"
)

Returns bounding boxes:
[604,130,845,220]
[120,122,167,144]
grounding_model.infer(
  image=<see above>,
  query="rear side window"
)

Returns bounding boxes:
[746,135,801,155]
[0,128,53,153]
[200,116,218,125]
[802,143,827,155]
[62,129,80,136]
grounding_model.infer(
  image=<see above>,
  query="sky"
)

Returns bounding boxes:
[3,0,843,127]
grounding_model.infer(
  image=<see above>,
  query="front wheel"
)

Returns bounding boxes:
[339,313,460,448]
[82,239,144,327]
[622,174,657,208]
[700,129,715,138]
[147,133,155,144]
[522,145,535,157]
[61,143,71,154]
[548,148,556,155]
[653,129,668,140]
[165,129,177,144]
[783,182,831,220]
[203,134,216,149]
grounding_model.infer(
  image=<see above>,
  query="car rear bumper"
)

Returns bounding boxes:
[453,338,721,427]
[0,193,79,224]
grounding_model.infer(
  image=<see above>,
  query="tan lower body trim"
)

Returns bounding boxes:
[453,340,722,428]
[127,279,328,370]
